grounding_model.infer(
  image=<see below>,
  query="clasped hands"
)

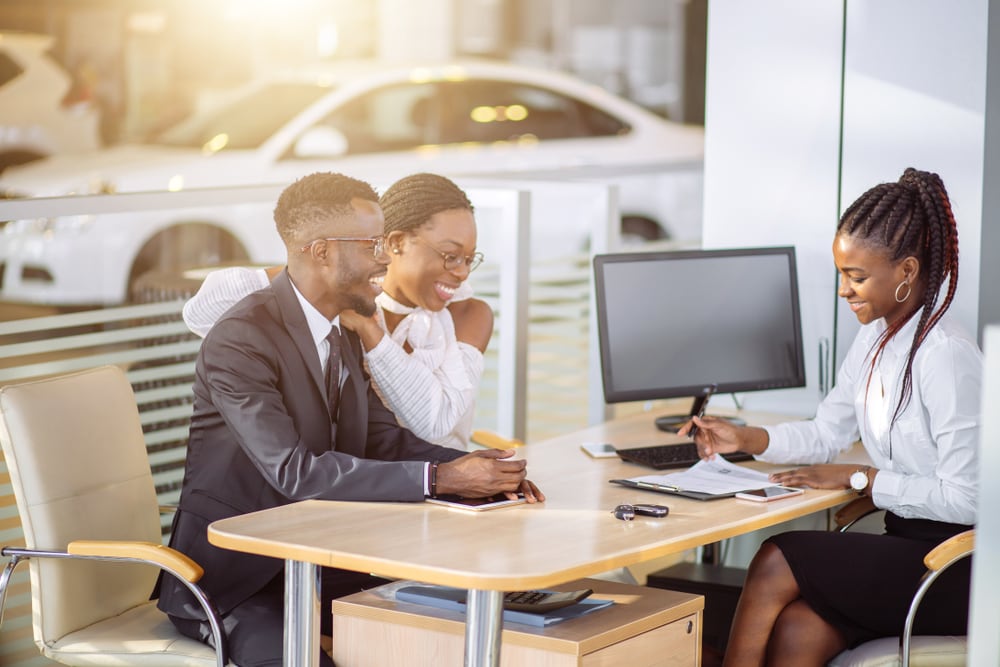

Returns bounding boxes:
[680,415,859,490]
[437,448,544,502]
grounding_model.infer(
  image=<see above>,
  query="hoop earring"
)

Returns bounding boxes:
[894,280,911,303]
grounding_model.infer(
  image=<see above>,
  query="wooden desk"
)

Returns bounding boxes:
[208,410,858,667]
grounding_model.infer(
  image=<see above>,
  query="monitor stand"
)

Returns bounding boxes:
[653,395,747,433]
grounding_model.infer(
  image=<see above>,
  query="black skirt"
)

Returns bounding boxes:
[766,512,973,648]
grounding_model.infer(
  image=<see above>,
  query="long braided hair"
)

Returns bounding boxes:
[379,173,474,233]
[837,167,960,432]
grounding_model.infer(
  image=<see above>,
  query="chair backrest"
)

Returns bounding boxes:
[0,365,163,647]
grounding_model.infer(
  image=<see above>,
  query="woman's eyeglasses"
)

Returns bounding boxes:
[412,236,484,272]
[300,236,386,258]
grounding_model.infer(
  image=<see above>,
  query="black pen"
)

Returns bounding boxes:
[688,401,709,440]
[687,384,716,441]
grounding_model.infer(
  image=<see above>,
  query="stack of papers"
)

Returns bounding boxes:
[612,456,776,500]
[395,585,615,627]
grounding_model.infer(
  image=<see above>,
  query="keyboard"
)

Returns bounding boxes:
[614,442,753,470]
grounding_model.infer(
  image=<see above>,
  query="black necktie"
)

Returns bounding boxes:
[325,327,342,419]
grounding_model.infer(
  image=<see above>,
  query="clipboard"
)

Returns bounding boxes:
[610,456,777,501]
[608,477,747,501]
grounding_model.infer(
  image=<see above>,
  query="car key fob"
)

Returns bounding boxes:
[632,504,669,517]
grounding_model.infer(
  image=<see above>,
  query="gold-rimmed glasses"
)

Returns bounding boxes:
[300,236,386,258]
[411,235,484,272]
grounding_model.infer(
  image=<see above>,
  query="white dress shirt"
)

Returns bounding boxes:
[759,313,981,525]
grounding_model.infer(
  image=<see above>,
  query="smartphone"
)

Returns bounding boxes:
[580,442,618,458]
[735,486,804,502]
[686,383,717,439]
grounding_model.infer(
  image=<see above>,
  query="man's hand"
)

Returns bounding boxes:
[437,449,544,503]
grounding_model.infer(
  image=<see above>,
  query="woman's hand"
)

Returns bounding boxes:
[768,464,854,489]
[679,416,769,459]
[339,309,384,350]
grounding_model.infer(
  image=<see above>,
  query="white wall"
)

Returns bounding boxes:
[705,0,989,410]
[703,0,844,417]
[835,0,987,369]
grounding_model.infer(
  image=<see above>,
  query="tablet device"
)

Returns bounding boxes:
[425,493,527,511]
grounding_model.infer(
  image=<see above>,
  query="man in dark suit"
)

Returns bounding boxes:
[155,172,541,667]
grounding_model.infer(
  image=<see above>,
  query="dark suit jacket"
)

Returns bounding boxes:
[156,270,465,620]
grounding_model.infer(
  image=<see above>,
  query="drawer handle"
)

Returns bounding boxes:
[686,620,693,634]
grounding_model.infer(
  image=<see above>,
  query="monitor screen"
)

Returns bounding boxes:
[593,246,805,404]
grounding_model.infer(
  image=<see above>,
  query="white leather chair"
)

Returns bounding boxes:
[828,497,973,667]
[0,365,229,666]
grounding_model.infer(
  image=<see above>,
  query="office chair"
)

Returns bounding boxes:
[0,365,229,666]
[827,497,973,667]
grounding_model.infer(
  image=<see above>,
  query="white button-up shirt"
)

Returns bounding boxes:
[759,314,981,525]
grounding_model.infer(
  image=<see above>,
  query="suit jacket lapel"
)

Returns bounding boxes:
[272,270,326,399]
[273,270,368,456]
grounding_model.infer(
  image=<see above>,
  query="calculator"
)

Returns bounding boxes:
[501,588,593,613]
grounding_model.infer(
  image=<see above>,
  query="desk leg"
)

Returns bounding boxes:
[464,589,503,667]
[284,559,320,667]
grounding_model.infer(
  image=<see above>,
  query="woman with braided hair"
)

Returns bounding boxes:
[681,168,981,665]
[183,172,493,449]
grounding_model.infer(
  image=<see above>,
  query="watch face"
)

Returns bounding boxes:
[850,470,868,491]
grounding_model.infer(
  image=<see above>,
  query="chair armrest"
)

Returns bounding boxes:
[924,529,975,571]
[470,429,524,449]
[834,496,879,531]
[67,540,203,582]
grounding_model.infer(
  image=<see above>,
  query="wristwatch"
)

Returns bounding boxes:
[849,466,871,495]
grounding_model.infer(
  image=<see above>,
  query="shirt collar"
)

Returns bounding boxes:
[288,277,340,347]
[875,312,921,362]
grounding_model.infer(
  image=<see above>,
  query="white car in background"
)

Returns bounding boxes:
[0,60,703,305]
[0,32,101,173]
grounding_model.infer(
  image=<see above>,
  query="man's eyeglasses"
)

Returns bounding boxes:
[412,235,484,272]
[300,236,386,258]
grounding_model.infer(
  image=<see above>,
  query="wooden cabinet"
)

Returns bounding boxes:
[331,578,703,667]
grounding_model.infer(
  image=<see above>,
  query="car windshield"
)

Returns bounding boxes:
[152,82,330,150]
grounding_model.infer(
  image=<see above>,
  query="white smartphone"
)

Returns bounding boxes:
[580,442,618,459]
[735,486,804,502]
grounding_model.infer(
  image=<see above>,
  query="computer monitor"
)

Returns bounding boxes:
[593,246,806,430]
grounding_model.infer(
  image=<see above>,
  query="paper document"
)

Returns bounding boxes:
[629,456,776,496]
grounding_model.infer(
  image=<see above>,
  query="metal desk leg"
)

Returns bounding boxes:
[464,589,503,667]
[285,559,321,667]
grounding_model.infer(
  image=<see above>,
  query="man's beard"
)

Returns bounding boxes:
[346,292,377,317]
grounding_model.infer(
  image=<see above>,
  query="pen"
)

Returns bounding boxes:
[637,481,683,493]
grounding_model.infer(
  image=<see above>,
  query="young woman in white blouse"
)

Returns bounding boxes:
[683,168,981,666]
[182,173,493,449]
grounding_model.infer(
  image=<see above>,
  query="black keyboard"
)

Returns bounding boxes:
[614,442,753,470]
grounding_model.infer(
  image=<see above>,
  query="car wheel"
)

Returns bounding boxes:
[127,223,249,303]
[621,215,668,245]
